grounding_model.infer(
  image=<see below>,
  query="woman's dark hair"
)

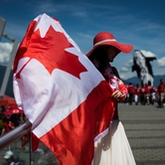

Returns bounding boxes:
[89,45,109,72]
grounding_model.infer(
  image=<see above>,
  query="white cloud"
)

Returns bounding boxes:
[120,59,133,73]
[125,59,133,67]
[0,42,12,64]
[157,57,165,67]
[34,2,88,18]
[121,67,129,72]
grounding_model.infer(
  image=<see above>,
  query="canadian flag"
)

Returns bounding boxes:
[13,13,114,165]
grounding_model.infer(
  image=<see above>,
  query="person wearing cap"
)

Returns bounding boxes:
[86,32,136,165]
[3,151,16,165]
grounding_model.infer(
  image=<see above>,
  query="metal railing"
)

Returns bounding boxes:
[0,121,59,165]
[0,121,31,150]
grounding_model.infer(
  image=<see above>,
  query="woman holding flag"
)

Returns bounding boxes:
[86,32,136,165]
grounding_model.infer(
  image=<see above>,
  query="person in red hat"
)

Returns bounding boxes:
[86,32,136,165]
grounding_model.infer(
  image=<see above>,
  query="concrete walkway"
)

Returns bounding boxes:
[118,103,165,165]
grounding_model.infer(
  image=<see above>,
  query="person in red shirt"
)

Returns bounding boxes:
[134,83,140,105]
[140,84,145,105]
[157,79,165,107]
[127,83,135,105]
[20,115,29,150]
[144,83,150,105]
[149,86,156,105]
[1,115,15,135]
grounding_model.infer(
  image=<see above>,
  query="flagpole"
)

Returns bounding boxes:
[29,131,32,165]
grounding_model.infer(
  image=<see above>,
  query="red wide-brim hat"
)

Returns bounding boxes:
[86,32,133,57]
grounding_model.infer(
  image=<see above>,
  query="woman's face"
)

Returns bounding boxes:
[106,46,120,62]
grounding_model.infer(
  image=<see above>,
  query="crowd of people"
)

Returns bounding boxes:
[0,107,26,165]
[0,106,24,136]
[125,79,165,108]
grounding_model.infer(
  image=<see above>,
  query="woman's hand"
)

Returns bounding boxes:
[111,90,125,100]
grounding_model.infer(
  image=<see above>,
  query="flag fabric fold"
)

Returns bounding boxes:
[13,13,115,165]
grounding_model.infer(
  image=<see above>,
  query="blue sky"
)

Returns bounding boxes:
[0,0,165,80]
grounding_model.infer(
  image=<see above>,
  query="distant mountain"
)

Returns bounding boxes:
[122,74,165,87]
[0,65,165,98]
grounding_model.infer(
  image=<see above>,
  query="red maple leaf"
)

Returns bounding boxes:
[15,24,87,79]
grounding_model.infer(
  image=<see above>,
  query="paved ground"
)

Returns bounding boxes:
[0,103,165,165]
[118,103,165,165]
